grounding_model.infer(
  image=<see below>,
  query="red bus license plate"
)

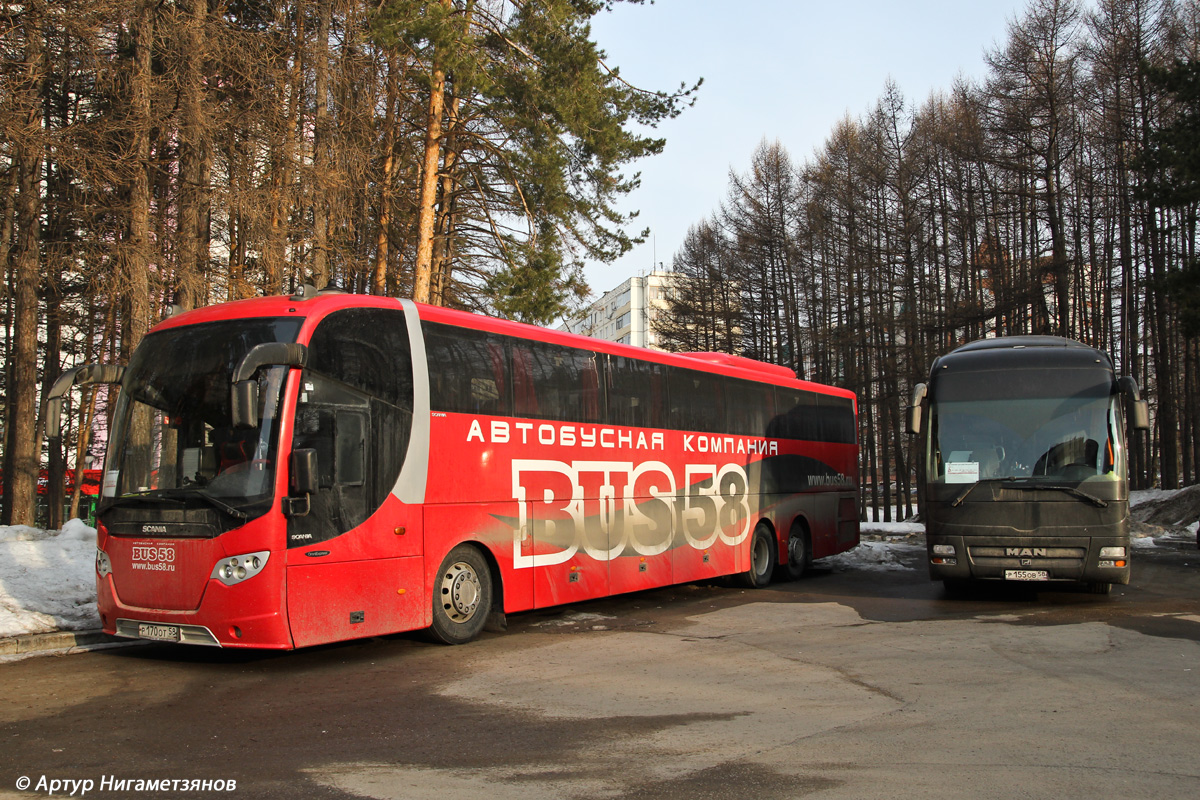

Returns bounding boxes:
[138,623,180,642]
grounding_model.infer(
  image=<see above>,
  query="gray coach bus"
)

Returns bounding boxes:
[907,336,1149,594]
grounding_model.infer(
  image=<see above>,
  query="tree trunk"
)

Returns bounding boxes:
[176,0,209,312]
[41,291,63,530]
[373,52,400,296]
[4,0,47,526]
[312,0,331,290]
[127,0,154,354]
[413,62,446,304]
[432,82,462,305]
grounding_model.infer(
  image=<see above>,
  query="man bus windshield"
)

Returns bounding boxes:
[929,365,1121,487]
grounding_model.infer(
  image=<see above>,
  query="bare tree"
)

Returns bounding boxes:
[2,0,47,525]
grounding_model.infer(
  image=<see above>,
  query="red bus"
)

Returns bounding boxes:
[49,287,859,648]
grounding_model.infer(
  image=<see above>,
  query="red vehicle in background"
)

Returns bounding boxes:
[49,287,858,649]
[0,469,102,527]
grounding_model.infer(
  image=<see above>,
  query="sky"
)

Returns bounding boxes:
[582,0,1031,297]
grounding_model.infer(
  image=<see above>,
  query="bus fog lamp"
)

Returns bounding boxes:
[211,551,270,587]
[932,544,955,556]
[96,549,112,578]
[1099,547,1127,559]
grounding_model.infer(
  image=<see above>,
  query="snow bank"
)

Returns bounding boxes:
[0,520,100,639]
[823,539,925,572]
[861,521,924,537]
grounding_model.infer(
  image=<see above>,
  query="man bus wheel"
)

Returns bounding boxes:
[942,578,972,598]
[739,525,777,589]
[778,522,810,581]
[430,545,493,644]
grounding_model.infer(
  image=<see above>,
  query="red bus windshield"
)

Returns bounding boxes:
[102,318,304,527]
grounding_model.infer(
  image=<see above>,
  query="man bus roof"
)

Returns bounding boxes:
[933,336,1114,375]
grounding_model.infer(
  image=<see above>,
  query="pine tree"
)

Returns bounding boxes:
[372,0,698,316]
[1141,60,1200,330]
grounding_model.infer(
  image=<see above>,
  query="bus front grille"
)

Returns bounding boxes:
[967,546,1086,569]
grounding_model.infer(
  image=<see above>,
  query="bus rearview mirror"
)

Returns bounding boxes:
[906,383,927,435]
[284,449,319,518]
[46,363,126,439]
[230,342,309,429]
[1131,399,1149,431]
[1118,376,1150,431]
[290,448,319,496]
[231,380,259,429]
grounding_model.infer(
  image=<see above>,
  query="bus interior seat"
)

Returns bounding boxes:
[1034,437,1098,478]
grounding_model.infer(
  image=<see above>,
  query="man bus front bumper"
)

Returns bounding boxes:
[926,534,1131,586]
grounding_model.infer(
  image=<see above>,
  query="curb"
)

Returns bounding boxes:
[0,629,123,657]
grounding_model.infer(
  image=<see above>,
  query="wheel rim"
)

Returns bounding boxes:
[441,561,482,623]
[752,534,770,577]
[788,534,805,568]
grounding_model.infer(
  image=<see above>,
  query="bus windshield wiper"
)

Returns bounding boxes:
[1014,483,1108,508]
[105,491,187,510]
[108,489,249,519]
[949,477,1019,508]
[950,477,1109,509]
[157,488,251,519]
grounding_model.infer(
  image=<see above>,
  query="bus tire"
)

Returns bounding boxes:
[430,545,493,645]
[942,579,971,598]
[778,522,810,581]
[1087,581,1112,595]
[739,525,777,589]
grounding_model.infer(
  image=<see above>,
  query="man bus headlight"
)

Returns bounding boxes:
[931,544,957,565]
[1098,546,1127,568]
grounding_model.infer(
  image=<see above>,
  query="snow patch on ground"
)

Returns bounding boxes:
[819,520,926,572]
[0,520,99,638]
[861,521,924,537]
[824,539,924,572]
[533,612,616,628]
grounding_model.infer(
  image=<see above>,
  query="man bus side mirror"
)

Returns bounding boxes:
[1118,376,1150,431]
[1131,399,1149,431]
[906,383,928,435]
[285,448,319,517]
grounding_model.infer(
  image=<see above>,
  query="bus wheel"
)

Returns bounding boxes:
[739,525,777,589]
[430,545,493,645]
[779,523,810,581]
[942,579,971,598]
[1087,581,1112,595]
